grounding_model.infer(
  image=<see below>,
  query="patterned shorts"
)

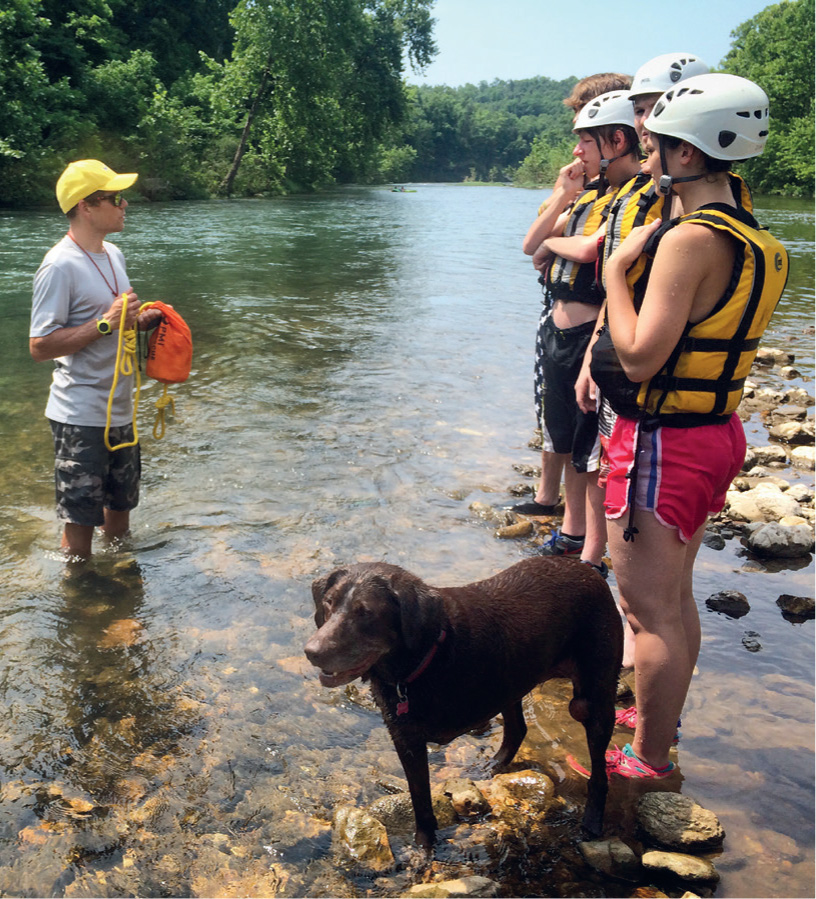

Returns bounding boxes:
[50,421,141,527]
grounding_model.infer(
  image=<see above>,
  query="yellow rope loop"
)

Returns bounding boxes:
[104,294,141,452]
[152,386,175,440]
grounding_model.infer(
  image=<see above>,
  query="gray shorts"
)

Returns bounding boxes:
[50,421,141,527]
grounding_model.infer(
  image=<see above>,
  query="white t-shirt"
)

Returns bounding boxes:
[31,235,134,426]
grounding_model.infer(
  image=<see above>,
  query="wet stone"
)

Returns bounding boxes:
[637,793,725,852]
[332,804,395,872]
[641,850,720,885]
[402,875,500,898]
[705,590,750,618]
[578,838,640,881]
[442,778,491,819]
[776,594,815,619]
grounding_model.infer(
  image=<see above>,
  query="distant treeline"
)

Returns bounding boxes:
[1,0,812,207]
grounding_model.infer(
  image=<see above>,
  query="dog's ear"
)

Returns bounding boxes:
[311,568,347,627]
[387,571,443,652]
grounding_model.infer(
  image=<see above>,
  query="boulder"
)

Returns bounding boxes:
[768,420,814,445]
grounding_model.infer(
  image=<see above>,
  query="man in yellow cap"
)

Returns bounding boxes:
[29,159,163,560]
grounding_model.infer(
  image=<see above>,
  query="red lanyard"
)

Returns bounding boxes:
[67,232,119,297]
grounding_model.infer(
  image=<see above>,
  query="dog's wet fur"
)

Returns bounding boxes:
[304,556,623,849]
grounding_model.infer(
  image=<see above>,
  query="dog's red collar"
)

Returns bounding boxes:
[396,628,447,716]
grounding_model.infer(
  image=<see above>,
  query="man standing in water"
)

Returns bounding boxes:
[29,159,162,560]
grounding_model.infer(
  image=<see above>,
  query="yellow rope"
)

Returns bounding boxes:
[104,293,140,452]
[152,386,175,439]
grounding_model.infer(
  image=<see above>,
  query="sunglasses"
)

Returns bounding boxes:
[86,191,125,207]
[99,192,125,207]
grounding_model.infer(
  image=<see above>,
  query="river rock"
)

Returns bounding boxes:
[768,420,814,445]
[442,778,491,818]
[765,404,809,424]
[368,792,457,835]
[749,445,789,467]
[469,502,512,526]
[776,594,816,619]
[705,590,750,618]
[779,365,800,379]
[332,805,394,872]
[641,850,720,884]
[745,522,815,558]
[725,484,802,523]
[495,520,533,539]
[578,838,640,881]
[787,483,814,504]
[791,446,815,470]
[761,347,795,365]
[637,793,725,852]
[784,387,814,407]
[402,876,499,898]
[485,769,555,813]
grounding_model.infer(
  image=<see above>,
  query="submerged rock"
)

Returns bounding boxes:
[636,794,725,852]
[579,838,640,881]
[332,805,394,872]
[402,876,500,898]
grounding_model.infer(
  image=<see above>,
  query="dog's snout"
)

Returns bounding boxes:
[304,632,325,666]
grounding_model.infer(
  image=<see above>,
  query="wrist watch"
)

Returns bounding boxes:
[96,318,112,335]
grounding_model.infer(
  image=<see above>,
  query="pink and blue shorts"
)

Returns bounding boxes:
[604,413,746,543]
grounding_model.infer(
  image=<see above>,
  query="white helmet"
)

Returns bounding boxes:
[647,73,770,160]
[573,90,636,131]
[629,52,709,99]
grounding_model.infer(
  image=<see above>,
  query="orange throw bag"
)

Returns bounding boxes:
[142,301,193,383]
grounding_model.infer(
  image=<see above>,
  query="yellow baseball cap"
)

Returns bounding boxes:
[56,159,138,214]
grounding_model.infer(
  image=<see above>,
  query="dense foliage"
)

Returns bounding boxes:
[0,0,435,205]
[0,0,811,205]
[720,0,814,197]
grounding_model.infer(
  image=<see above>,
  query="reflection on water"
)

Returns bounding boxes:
[0,186,813,896]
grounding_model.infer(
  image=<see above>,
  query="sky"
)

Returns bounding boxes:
[406,0,774,87]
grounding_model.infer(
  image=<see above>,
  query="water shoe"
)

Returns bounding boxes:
[539,529,585,556]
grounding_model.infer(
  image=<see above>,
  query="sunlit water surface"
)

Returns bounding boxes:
[0,186,812,897]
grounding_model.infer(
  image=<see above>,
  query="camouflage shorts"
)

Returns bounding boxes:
[49,421,141,527]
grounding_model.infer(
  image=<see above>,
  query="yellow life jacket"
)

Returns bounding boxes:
[610,171,753,302]
[591,204,788,427]
[544,183,615,306]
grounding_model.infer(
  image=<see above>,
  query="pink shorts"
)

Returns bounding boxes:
[604,413,746,543]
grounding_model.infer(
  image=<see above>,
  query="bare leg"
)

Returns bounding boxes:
[103,508,130,542]
[535,450,564,506]
[561,464,587,538]
[62,523,94,560]
[581,472,607,567]
[608,511,705,769]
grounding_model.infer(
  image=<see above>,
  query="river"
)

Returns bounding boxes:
[0,184,813,897]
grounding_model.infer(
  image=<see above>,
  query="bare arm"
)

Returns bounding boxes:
[544,223,606,264]
[29,289,160,363]
[522,160,585,256]
[605,220,733,382]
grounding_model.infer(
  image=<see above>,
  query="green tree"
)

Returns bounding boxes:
[721,0,814,196]
[211,0,435,196]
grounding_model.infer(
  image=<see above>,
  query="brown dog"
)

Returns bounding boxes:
[304,557,622,849]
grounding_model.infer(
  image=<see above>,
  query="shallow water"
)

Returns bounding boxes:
[0,185,813,897]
